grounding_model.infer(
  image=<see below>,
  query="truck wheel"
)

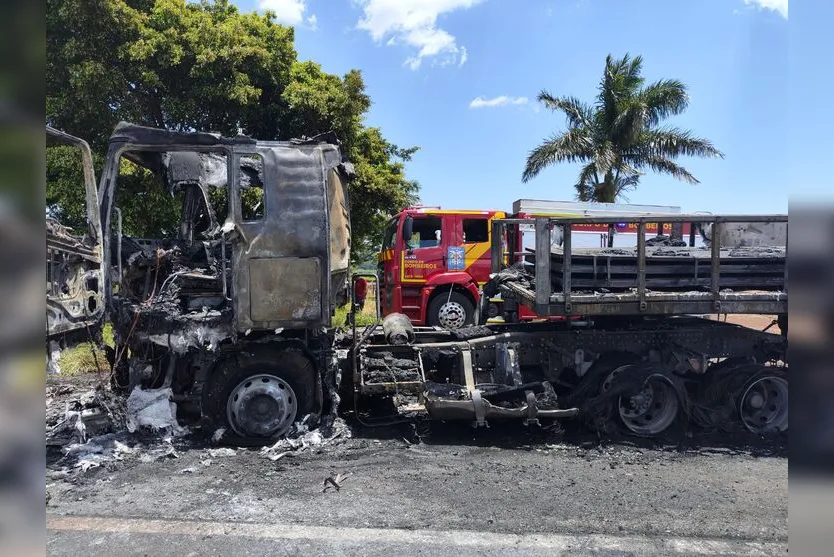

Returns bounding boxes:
[203,349,317,440]
[428,291,475,330]
[736,366,788,434]
[600,364,681,437]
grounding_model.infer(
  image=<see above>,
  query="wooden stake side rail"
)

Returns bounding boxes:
[490,214,788,317]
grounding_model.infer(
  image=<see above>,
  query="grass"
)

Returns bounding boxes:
[56,323,114,376]
[334,294,380,327]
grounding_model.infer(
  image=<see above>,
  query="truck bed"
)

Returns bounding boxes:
[490,214,788,317]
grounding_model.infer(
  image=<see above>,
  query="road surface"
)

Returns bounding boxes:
[46,422,787,556]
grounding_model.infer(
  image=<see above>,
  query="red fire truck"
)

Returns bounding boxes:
[377,199,690,328]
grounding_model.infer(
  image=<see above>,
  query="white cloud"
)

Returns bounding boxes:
[469,95,529,109]
[259,0,309,26]
[355,0,482,70]
[306,14,318,30]
[743,0,788,19]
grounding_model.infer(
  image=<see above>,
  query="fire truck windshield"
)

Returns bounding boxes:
[382,218,398,250]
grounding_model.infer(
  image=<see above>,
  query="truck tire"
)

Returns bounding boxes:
[202,348,318,441]
[428,290,475,330]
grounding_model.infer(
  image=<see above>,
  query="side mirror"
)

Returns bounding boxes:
[350,274,381,326]
[402,215,413,244]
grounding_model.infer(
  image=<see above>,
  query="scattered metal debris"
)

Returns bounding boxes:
[260,415,351,462]
[322,472,351,492]
[62,433,134,473]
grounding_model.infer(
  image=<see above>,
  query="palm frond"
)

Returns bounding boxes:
[621,54,645,91]
[610,103,648,145]
[574,183,594,201]
[636,127,725,159]
[642,155,699,184]
[592,141,618,177]
[574,160,597,201]
[538,92,593,129]
[613,171,641,198]
[522,128,593,182]
[598,53,645,130]
[638,79,689,126]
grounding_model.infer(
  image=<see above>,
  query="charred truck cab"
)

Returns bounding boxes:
[98,123,354,440]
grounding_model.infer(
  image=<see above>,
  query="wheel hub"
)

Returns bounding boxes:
[627,387,653,414]
[226,374,298,438]
[438,301,466,329]
[602,366,679,436]
[739,375,788,434]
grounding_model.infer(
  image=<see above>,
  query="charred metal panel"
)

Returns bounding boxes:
[328,167,351,308]
[249,257,322,322]
[231,143,343,331]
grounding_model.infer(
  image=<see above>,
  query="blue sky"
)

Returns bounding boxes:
[232,0,828,214]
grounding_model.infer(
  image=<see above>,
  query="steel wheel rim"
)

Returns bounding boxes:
[739,375,788,434]
[438,301,466,329]
[226,374,297,438]
[602,366,679,436]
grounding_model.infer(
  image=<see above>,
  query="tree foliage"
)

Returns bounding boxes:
[523,53,723,202]
[46,0,418,261]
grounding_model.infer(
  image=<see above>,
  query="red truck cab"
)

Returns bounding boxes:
[377,207,536,327]
[377,200,692,328]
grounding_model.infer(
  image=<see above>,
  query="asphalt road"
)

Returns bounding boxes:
[46,423,788,556]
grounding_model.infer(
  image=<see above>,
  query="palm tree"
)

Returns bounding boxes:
[522,54,724,202]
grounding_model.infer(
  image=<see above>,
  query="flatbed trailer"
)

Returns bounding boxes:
[351,213,788,438]
[488,214,787,318]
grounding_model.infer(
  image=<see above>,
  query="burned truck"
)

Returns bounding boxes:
[57,121,787,443]
[96,123,353,439]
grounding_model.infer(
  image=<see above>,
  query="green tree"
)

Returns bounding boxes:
[522,53,724,202]
[46,0,418,259]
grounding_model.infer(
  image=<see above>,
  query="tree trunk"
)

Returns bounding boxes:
[594,171,617,203]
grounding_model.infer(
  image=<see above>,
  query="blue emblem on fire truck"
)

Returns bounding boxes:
[447,246,466,270]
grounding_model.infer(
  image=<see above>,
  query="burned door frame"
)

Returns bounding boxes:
[98,141,236,313]
[228,143,336,332]
[46,126,105,339]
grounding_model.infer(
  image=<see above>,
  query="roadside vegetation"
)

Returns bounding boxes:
[56,324,113,376]
[47,0,418,264]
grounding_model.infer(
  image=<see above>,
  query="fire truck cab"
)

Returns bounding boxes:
[377,207,508,328]
[377,200,689,328]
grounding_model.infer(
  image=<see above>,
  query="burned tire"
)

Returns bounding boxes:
[428,290,475,330]
[600,365,681,437]
[203,348,318,441]
[737,367,788,434]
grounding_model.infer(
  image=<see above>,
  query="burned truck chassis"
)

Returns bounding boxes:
[352,315,787,436]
